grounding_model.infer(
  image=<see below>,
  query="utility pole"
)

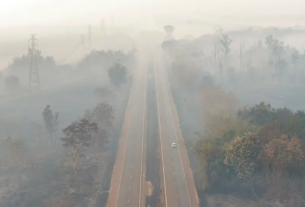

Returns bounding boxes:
[213,43,218,76]
[101,19,105,33]
[239,43,245,73]
[88,25,91,49]
[81,34,85,49]
[28,34,40,89]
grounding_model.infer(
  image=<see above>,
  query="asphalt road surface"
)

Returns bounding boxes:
[107,55,147,207]
[153,49,199,207]
[107,47,198,207]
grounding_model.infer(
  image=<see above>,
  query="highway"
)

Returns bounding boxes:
[153,49,199,207]
[107,45,198,207]
[107,54,147,207]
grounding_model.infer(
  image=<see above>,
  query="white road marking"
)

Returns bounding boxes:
[163,68,194,207]
[112,86,135,207]
[139,68,147,207]
[130,175,132,179]
[172,163,173,166]
[154,56,169,207]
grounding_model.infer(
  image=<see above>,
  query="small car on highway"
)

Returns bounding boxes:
[171,143,177,148]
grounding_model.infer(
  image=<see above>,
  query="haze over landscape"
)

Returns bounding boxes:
[1,1,305,207]
[2,0,305,68]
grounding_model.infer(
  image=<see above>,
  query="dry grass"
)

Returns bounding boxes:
[207,194,260,207]
[45,195,75,207]
[199,85,257,139]
[200,86,237,121]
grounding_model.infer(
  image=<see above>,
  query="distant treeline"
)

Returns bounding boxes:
[5,49,135,72]
[76,49,136,73]
[3,49,136,85]
[162,28,305,87]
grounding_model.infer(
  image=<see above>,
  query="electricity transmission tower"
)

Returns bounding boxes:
[28,34,40,89]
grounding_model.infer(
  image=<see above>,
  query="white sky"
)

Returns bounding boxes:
[1,0,305,26]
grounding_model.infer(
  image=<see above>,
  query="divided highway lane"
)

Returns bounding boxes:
[154,50,199,207]
[107,59,147,207]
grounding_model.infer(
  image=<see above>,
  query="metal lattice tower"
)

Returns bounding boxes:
[28,34,40,89]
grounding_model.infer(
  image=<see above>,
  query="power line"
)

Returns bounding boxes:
[28,34,40,90]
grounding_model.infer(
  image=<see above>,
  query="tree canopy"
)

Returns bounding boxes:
[108,60,127,87]
[196,101,305,204]
[61,119,99,174]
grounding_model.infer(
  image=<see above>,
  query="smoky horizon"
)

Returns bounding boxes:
[0,1,305,207]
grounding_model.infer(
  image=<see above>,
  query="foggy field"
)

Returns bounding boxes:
[0,31,134,205]
[3,1,305,206]
[234,84,305,111]
[0,75,99,127]
[162,18,305,206]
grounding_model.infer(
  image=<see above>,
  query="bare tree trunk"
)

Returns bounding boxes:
[49,132,52,146]
[53,130,57,146]
[250,179,263,207]
[73,155,77,175]
[18,169,22,189]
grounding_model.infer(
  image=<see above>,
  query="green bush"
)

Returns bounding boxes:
[196,102,305,201]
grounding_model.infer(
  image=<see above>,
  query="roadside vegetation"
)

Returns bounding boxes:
[163,26,305,206]
[197,86,305,206]
[0,48,133,206]
[1,49,135,95]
